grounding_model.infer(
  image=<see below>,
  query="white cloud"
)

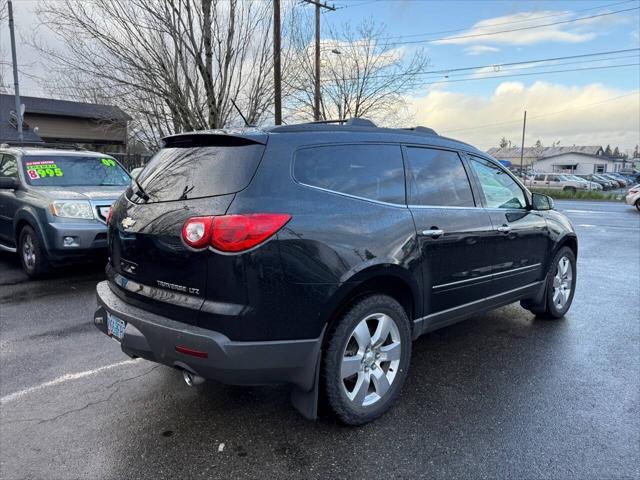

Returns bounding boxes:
[432,9,626,46]
[464,45,500,55]
[406,82,640,150]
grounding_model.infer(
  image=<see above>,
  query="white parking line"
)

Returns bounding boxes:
[0,359,140,405]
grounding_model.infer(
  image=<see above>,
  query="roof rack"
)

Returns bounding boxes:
[268,117,442,138]
[402,126,438,136]
[299,118,377,127]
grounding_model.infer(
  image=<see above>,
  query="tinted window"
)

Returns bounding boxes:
[469,156,526,209]
[0,155,18,178]
[294,144,405,204]
[22,155,130,186]
[405,147,474,207]
[136,145,265,203]
[534,174,545,181]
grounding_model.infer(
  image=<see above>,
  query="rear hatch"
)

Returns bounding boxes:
[108,133,267,324]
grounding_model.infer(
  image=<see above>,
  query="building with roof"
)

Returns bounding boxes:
[487,145,632,175]
[0,94,130,152]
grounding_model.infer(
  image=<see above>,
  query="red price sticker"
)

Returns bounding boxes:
[27,169,40,179]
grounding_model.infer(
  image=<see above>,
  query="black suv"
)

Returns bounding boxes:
[94,119,577,425]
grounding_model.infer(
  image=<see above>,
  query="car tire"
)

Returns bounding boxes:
[527,246,576,319]
[322,294,412,425]
[18,225,50,278]
[563,187,576,194]
[635,199,640,212]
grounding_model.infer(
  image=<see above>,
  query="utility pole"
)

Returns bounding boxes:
[273,0,282,125]
[519,110,527,172]
[302,0,335,121]
[8,0,24,144]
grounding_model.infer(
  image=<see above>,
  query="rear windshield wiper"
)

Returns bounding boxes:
[133,178,150,202]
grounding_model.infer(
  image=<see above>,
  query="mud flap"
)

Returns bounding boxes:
[290,348,321,420]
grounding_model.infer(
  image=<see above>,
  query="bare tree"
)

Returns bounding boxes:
[33,0,277,148]
[285,15,428,125]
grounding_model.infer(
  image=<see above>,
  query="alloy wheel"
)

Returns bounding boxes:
[341,313,401,407]
[552,256,573,309]
[22,233,36,269]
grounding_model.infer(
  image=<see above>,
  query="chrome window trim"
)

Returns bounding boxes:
[295,182,409,209]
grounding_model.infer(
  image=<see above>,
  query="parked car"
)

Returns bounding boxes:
[0,147,130,277]
[626,184,640,211]
[576,174,615,190]
[93,119,578,425]
[564,174,601,191]
[526,173,589,192]
[600,173,626,188]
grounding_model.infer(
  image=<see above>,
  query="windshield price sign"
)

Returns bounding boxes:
[25,160,63,180]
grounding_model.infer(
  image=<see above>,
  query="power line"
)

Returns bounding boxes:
[323,48,640,82]
[322,6,640,49]
[441,92,640,134]
[416,62,639,86]
[428,53,640,80]
[332,0,636,41]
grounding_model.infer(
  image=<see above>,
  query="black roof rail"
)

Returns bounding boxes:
[295,117,377,127]
[403,126,438,136]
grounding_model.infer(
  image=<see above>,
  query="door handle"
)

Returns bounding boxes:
[497,225,511,234]
[421,229,444,238]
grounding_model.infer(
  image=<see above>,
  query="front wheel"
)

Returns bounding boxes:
[322,294,412,425]
[527,246,576,319]
[635,199,640,212]
[18,225,50,278]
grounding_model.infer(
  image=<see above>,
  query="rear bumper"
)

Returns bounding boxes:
[93,281,321,391]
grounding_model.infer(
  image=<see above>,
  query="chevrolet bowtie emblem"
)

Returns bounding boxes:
[121,217,136,229]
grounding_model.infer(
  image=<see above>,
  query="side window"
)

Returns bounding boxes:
[293,144,405,204]
[404,147,474,207]
[534,174,546,181]
[468,156,527,209]
[0,154,18,178]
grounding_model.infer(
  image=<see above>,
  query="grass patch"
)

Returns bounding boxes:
[530,188,624,201]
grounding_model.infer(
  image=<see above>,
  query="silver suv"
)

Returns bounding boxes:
[526,173,591,193]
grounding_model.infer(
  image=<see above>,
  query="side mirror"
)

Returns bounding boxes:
[0,177,18,190]
[531,192,554,211]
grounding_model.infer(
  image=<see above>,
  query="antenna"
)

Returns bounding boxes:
[230,98,252,127]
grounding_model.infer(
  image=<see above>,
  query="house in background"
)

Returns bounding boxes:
[487,145,633,174]
[0,94,130,152]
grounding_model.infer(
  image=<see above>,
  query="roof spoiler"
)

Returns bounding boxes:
[162,130,267,148]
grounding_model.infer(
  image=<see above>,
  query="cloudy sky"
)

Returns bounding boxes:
[3,0,640,152]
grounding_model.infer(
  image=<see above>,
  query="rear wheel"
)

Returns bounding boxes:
[18,225,50,278]
[635,199,640,212]
[563,186,576,194]
[526,246,576,319]
[322,294,411,425]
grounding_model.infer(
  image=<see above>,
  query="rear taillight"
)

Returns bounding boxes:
[181,213,291,252]
[106,207,113,225]
[182,216,215,249]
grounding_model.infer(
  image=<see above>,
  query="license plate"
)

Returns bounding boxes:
[107,313,126,341]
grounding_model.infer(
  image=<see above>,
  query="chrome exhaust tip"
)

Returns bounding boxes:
[182,370,205,387]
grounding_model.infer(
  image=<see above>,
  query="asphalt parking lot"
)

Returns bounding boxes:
[1,200,638,480]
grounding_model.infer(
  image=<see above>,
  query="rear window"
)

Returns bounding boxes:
[293,144,405,204]
[134,145,265,202]
[22,155,130,187]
